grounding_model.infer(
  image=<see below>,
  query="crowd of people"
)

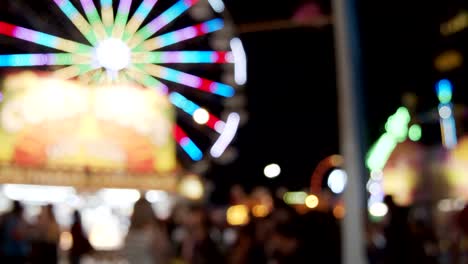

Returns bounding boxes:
[0,192,466,263]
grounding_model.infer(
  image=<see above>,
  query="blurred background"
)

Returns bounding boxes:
[0,0,467,263]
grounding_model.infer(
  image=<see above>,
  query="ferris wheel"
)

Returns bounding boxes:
[0,0,247,174]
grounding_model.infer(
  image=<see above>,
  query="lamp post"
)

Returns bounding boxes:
[331,0,368,263]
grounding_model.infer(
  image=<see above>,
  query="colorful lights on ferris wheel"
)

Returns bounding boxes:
[0,0,244,162]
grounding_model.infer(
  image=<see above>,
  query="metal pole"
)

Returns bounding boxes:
[331,0,368,263]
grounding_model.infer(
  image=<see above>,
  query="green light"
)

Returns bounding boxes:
[283,191,307,205]
[366,133,398,171]
[384,107,411,142]
[408,124,422,141]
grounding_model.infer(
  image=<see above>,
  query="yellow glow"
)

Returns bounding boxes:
[178,175,204,200]
[333,204,345,219]
[59,231,73,251]
[101,6,114,33]
[227,205,249,226]
[305,194,319,209]
[124,17,145,41]
[0,72,177,175]
[193,108,210,125]
[445,136,468,198]
[252,204,269,218]
[434,50,463,72]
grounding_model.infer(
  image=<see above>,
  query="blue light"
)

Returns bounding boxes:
[161,0,188,24]
[211,83,234,97]
[101,0,113,6]
[169,92,200,115]
[134,0,153,20]
[180,137,203,161]
[203,19,224,32]
[436,79,453,104]
[35,32,58,48]
[157,32,179,47]
[0,54,33,66]
[60,0,80,18]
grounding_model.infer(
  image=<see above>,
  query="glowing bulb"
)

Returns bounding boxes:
[178,175,204,200]
[439,105,452,119]
[305,194,319,208]
[94,38,131,72]
[264,163,280,178]
[193,108,209,124]
[369,202,388,217]
[327,169,347,194]
[227,205,249,226]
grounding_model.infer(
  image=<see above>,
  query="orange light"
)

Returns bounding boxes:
[227,205,249,226]
[333,204,346,219]
[252,204,269,218]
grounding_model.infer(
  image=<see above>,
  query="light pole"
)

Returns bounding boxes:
[331,0,368,263]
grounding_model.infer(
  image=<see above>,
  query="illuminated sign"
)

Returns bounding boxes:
[0,71,177,188]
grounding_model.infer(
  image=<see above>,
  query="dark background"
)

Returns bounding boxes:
[1,0,467,203]
[208,0,461,203]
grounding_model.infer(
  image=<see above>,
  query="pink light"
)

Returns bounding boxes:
[80,0,95,12]
[179,73,202,87]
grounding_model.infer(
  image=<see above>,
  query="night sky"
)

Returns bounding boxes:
[208,0,447,203]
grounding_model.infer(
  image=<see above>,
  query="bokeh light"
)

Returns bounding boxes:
[264,163,281,178]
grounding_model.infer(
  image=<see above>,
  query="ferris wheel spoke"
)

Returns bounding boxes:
[132,51,233,64]
[53,64,94,79]
[0,21,92,53]
[139,64,234,97]
[53,0,99,45]
[78,68,99,84]
[136,18,224,51]
[123,0,159,41]
[112,0,133,39]
[169,92,225,133]
[174,125,203,161]
[92,69,105,83]
[125,66,169,94]
[100,0,115,34]
[127,0,199,48]
[0,53,91,67]
[80,0,108,40]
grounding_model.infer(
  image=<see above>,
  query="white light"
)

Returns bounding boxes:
[214,121,225,133]
[230,38,247,85]
[85,207,123,250]
[438,199,452,212]
[264,163,281,178]
[193,108,210,124]
[2,184,75,204]
[178,175,204,200]
[208,0,225,12]
[327,169,347,194]
[370,170,383,180]
[94,38,131,72]
[439,105,452,119]
[366,181,381,195]
[145,190,168,203]
[210,112,240,158]
[369,202,388,217]
[98,188,141,207]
